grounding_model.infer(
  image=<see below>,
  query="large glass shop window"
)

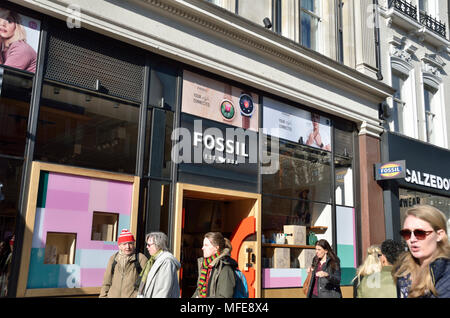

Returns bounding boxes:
[263,139,332,203]
[0,68,34,297]
[334,120,354,207]
[261,97,334,290]
[34,82,140,174]
[0,70,33,157]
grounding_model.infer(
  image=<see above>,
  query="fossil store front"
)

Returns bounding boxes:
[1,3,364,298]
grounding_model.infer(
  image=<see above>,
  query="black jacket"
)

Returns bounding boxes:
[428,257,450,298]
[397,257,450,298]
[307,256,342,298]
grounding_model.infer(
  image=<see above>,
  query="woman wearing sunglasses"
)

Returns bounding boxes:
[393,205,450,298]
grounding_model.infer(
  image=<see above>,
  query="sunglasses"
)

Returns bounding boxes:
[399,229,434,240]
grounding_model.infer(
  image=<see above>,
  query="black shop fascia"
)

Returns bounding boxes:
[380,132,450,239]
[175,113,259,193]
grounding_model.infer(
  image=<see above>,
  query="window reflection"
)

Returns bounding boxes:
[263,138,332,203]
[262,196,333,243]
[0,69,33,157]
[35,82,140,174]
[335,155,353,207]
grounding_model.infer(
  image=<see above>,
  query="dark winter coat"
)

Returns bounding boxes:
[193,248,237,298]
[307,255,342,298]
[397,257,450,298]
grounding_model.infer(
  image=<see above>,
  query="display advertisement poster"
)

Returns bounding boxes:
[263,97,331,151]
[182,70,259,132]
[0,7,40,73]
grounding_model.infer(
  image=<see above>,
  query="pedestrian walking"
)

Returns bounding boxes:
[137,232,181,298]
[306,239,342,298]
[193,232,237,298]
[99,229,147,298]
[393,205,450,298]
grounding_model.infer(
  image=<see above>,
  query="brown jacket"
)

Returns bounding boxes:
[100,252,148,298]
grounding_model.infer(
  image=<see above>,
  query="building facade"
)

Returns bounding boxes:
[0,0,394,298]
[377,0,450,242]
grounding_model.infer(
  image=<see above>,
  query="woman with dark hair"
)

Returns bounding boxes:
[306,239,342,298]
[193,232,237,298]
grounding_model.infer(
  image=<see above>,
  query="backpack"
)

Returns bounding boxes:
[111,252,142,276]
[233,268,249,298]
[111,252,143,291]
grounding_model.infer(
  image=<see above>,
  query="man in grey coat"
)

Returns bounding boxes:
[137,232,181,298]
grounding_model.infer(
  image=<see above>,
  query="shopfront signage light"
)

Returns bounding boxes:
[405,169,450,191]
[374,160,406,180]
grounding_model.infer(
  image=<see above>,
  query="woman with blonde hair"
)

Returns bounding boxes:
[0,8,36,72]
[353,245,382,297]
[393,204,450,298]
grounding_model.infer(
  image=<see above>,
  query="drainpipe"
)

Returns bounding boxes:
[374,0,383,80]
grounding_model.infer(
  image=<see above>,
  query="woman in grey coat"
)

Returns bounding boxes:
[137,232,181,298]
[306,239,342,298]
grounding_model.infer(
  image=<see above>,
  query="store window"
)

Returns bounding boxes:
[334,120,354,207]
[0,158,22,296]
[263,139,332,203]
[0,69,33,157]
[0,68,33,297]
[34,82,140,174]
[261,96,357,289]
[144,60,178,178]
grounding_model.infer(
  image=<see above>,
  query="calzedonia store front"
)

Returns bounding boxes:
[381,132,450,242]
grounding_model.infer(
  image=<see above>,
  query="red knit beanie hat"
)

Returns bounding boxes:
[118,229,135,245]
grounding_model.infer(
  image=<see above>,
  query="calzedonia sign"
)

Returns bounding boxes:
[404,169,450,191]
[374,160,406,180]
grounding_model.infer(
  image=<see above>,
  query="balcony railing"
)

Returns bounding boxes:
[388,0,417,21]
[420,11,446,38]
[389,0,447,39]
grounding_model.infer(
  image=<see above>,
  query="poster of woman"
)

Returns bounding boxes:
[263,97,331,151]
[0,7,40,73]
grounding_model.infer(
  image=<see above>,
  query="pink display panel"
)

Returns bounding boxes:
[27,171,134,289]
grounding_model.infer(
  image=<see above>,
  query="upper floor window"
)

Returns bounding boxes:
[418,0,428,13]
[300,0,320,50]
[423,84,436,144]
[391,72,406,133]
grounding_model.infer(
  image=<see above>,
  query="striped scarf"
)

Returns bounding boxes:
[198,253,219,298]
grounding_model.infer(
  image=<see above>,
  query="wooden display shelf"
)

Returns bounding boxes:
[308,226,328,231]
[262,243,315,249]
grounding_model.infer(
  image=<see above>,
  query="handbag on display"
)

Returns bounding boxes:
[307,232,318,246]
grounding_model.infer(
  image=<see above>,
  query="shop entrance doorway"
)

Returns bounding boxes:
[173,183,261,298]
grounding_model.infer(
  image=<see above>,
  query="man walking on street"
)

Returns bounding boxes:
[100,229,147,298]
